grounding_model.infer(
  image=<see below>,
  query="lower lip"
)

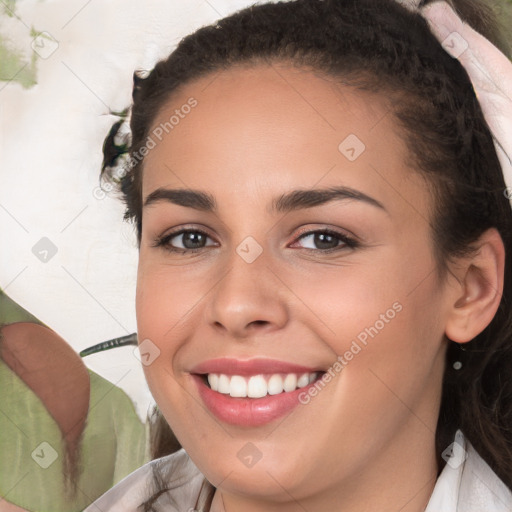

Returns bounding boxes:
[192,374,320,427]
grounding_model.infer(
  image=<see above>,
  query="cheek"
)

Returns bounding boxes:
[278,252,425,352]
[284,243,445,396]
[135,259,222,418]
[135,259,206,348]
[319,270,446,435]
[135,263,187,402]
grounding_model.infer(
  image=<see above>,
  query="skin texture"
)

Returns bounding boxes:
[135,63,504,512]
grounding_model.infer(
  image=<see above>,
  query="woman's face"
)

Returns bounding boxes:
[136,63,450,508]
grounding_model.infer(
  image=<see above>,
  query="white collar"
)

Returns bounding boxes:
[425,429,512,512]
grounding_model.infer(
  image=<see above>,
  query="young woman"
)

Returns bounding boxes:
[85,0,512,510]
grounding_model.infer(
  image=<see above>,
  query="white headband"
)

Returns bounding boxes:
[415,0,512,205]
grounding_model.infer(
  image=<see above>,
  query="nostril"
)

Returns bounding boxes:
[249,320,269,328]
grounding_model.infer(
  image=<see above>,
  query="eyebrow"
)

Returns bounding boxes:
[143,186,386,213]
[144,188,215,211]
[272,186,386,213]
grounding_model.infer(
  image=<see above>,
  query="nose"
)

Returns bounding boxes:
[205,243,289,339]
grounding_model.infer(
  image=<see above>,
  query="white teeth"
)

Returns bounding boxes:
[207,373,219,391]
[267,374,284,395]
[247,375,268,398]
[297,373,310,388]
[283,373,297,392]
[217,374,230,394]
[206,372,319,398]
[229,375,247,397]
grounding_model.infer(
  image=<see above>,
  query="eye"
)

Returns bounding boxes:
[153,228,217,253]
[290,229,358,252]
[152,227,359,254]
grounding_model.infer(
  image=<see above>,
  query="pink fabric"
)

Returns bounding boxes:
[420,0,512,200]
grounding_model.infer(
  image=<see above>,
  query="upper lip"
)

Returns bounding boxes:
[190,358,323,376]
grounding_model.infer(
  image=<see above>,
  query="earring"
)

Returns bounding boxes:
[452,342,466,370]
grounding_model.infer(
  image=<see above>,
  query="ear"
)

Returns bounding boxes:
[445,228,505,344]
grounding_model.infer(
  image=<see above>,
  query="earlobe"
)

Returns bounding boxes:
[445,228,505,344]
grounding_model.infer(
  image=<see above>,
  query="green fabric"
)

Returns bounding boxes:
[0,289,42,326]
[0,356,149,511]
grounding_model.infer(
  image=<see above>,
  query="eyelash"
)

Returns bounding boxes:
[152,227,359,254]
[152,228,213,254]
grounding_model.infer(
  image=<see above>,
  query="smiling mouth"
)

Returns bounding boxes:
[199,371,325,398]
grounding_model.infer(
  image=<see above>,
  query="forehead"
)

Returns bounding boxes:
[140,62,429,220]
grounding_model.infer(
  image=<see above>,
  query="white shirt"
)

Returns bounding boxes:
[83,429,512,512]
